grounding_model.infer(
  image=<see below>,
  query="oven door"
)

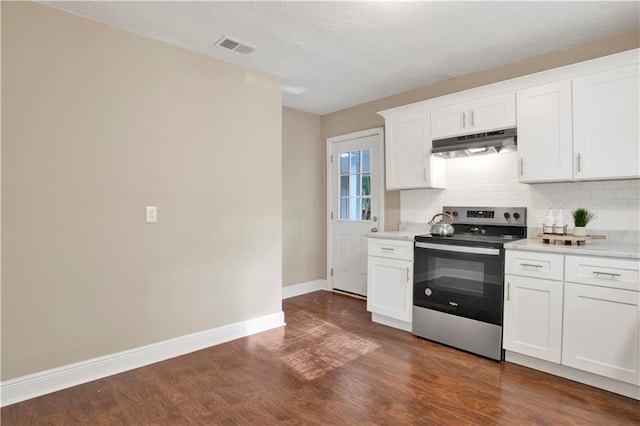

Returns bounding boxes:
[414,241,504,325]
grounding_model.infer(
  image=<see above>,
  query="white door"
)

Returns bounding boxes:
[367,256,413,322]
[562,282,640,385]
[516,80,573,182]
[503,275,563,363]
[430,101,468,139]
[385,111,428,190]
[573,64,640,180]
[467,92,516,133]
[327,128,384,296]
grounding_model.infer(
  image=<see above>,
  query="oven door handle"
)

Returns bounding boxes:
[415,242,501,256]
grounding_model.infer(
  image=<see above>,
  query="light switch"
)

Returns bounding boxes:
[146,206,157,223]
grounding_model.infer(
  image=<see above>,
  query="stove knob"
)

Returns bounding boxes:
[452,211,458,217]
[514,212,521,220]
[504,212,511,219]
[445,210,451,216]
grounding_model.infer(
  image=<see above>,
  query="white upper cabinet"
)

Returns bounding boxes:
[430,92,516,139]
[573,64,640,180]
[378,49,638,187]
[516,80,573,182]
[379,109,445,190]
[517,64,640,183]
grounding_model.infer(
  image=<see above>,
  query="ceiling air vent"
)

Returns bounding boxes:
[214,36,256,55]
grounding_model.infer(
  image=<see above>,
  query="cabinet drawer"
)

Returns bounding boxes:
[565,256,640,291]
[368,238,414,261]
[505,250,564,281]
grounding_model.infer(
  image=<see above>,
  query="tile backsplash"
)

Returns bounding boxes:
[400,151,640,240]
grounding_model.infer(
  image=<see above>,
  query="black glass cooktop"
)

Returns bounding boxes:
[416,233,524,245]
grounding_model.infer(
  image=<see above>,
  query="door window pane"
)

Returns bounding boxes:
[340,176,349,197]
[361,198,371,220]
[350,151,360,174]
[349,175,359,197]
[340,153,349,175]
[361,174,370,196]
[362,150,371,173]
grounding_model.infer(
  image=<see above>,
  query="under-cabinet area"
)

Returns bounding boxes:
[504,249,640,399]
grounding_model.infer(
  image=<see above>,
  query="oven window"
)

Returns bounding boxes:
[433,257,485,297]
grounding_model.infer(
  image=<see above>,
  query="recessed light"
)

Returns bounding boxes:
[282,85,307,95]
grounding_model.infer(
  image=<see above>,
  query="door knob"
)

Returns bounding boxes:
[372,216,378,222]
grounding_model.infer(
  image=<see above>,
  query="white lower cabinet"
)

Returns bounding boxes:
[563,282,640,385]
[503,275,563,363]
[562,255,640,386]
[504,250,640,398]
[367,238,413,331]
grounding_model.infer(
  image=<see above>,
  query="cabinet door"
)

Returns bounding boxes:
[516,81,573,182]
[573,64,640,180]
[430,101,468,139]
[563,282,640,385]
[468,92,516,133]
[503,275,563,363]
[385,112,445,190]
[367,256,412,322]
[385,111,428,190]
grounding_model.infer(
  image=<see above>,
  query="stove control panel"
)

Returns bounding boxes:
[443,206,527,226]
[466,210,495,219]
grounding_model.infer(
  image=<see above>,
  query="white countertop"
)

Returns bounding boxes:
[365,230,424,241]
[505,238,640,260]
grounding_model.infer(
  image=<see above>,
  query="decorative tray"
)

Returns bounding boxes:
[537,233,606,246]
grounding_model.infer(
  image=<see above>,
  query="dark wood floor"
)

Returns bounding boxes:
[2,291,639,425]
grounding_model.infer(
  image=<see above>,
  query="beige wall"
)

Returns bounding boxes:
[1,2,282,380]
[282,108,324,286]
[321,30,640,232]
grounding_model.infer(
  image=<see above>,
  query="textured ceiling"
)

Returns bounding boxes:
[41,1,639,115]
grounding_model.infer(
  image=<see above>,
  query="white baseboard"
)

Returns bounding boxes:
[0,311,285,407]
[282,279,328,299]
[505,350,640,400]
[371,313,412,332]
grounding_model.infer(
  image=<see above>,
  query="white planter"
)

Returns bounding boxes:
[573,226,587,236]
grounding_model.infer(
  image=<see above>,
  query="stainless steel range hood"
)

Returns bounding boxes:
[432,128,517,158]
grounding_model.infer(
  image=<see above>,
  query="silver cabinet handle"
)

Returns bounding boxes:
[381,247,395,251]
[519,158,524,178]
[470,110,475,127]
[406,267,410,283]
[462,112,466,128]
[521,263,543,269]
[507,282,511,301]
[593,271,621,278]
[577,153,582,173]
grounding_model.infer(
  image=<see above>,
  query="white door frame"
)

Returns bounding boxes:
[326,127,385,291]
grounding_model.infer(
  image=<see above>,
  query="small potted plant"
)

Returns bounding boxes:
[572,208,596,236]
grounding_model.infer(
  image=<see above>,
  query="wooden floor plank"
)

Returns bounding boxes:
[2,291,639,425]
